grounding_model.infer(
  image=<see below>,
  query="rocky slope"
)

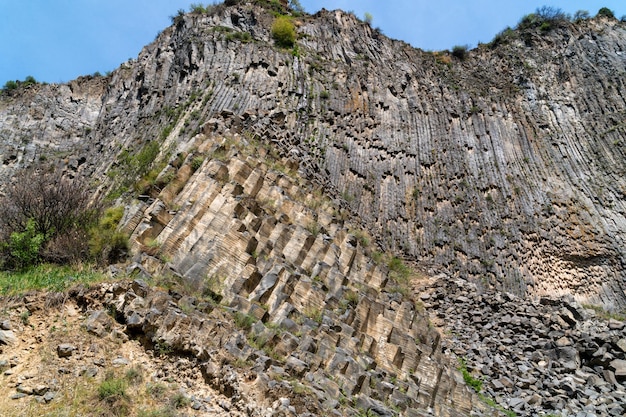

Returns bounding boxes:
[1,1,626,415]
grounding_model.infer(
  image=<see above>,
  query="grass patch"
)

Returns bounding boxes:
[234,311,256,330]
[304,306,323,324]
[387,256,412,284]
[98,372,128,402]
[0,264,107,296]
[479,393,516,417]
[458,358,482,393]
[582,303,626,321]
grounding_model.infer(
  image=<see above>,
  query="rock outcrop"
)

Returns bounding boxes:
[2,3,626,309]
[2,1,626,415]
[419,275,626,416]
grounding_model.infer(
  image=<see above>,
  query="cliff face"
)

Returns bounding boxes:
[2,4,625,310]
[1,3,626,415]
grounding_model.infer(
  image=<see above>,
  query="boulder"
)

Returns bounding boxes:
[609,359,626,381]
[0,329,17,346]
[56,344,76,358]
[84,310,113,337]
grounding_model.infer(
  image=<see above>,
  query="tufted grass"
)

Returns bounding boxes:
[0,263,107,296]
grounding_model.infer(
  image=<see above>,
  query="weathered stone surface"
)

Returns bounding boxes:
[425,275,626,416]
[84,310,113,337]
[0,330,16,346]
[2,4,626,311]
[56,344,76,358]
[1,3,626,417]
[610,359,626,380]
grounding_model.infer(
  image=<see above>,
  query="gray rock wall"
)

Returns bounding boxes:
[1,5,626,309]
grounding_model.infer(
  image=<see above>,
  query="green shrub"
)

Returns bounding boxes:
[0,167,96,269]
[490,27,515,48]
[22,75,37,87]
[451,45,468,60]
[234,312,256,330]
[89,206,129,265]
[169,393,191,409]
[388,257,411,281]
[191,155,205,171]
[364,12,373,25]
[226,31,252,43]
[597,7,615,19]
[2,76,37,92]
[171,9,185,28]
[7,219,45,269]
[271,16,296,48]
[98,373,128,403]
[518,6,568,32]
[2,80,18,91]
[189,3,207,14]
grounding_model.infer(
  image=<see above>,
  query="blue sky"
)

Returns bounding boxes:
[0,1,623,84]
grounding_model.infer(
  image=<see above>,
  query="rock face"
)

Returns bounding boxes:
[117,127,482,415]
[2,4,626,309]
[2,1,626,415]
[419,276,626,416]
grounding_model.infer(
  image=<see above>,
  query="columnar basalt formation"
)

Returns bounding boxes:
[2,4,625,308]
[2,2,626,415]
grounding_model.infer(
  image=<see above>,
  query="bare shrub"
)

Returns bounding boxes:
[0,167,98,268]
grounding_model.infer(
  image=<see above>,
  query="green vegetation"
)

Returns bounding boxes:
[6,219,45,269]
[108,138,171,198]
[189,3,208,14]
[0,264,107,296]
[89,206,129,265]
[98,372,128,403]
[489,6,598,47]
[479,393,517,417]
[0,167,103,269]
[191,155,205,171]
[351,229,370,247]
[304,306,323,324]
[2,75,38,93]
[490,5,624,49]
[451,45,469,60]
[170,9,186,28]
[387,256,411,282]
[253,0,287,15]
[458,358,483,393]
[597,7,615,19]
[364,12,373,25]
[582,303,626,321]
[517,6,569,32]
[169,393,191,409]
[226,31,252,43]
[271,16,296,48]
[305,221,321,237]
[234,311,256,330]
[2,80,18,91]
